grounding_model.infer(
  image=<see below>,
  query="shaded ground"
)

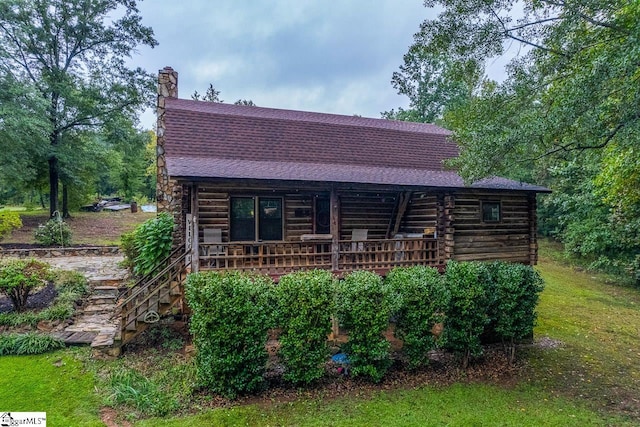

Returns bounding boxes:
[0,210,154,247]
[0,282,57,313]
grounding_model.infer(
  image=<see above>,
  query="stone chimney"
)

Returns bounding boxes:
[156,66,178,214]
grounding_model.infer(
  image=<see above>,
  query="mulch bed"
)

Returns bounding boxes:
[0,282,58,313]
[125,319,524,412]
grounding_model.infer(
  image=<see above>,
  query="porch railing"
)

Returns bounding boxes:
[199,237,439,275]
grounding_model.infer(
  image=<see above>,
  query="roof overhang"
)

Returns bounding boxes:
[166,156,551,193]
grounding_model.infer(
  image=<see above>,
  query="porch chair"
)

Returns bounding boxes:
[201,228,225,267]
[350,228,368,251]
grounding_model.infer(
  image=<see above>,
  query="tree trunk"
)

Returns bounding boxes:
[62,183,70,218]
[48,155,59,217]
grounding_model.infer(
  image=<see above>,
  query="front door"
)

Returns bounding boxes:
[314,197,330,234]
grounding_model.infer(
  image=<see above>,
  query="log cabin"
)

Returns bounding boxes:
[156,67,550,279]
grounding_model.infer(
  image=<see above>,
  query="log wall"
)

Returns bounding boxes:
[451,191,534,264]
[402,192,438,234]
[338,191,396,240]
[192,183,538,266]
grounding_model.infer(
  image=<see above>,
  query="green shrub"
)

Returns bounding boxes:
[34,218,72,246]
[0,210,22,239]
[0,259,53,312]
[186,271,274,398]
[485,261,545,362]
[0,268,88,326]
[275,270,335,385]
[335,270,400,382]
[0,332,64,355]
[386,265,450,369]
[442,261,491,368]
[124,212,174,277]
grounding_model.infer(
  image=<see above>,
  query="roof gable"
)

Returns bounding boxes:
[164,98,458,171]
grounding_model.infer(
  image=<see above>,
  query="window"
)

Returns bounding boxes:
[230,196,283,241]
[481,201,501,222]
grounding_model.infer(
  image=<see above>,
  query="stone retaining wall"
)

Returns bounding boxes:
[0,246,121,258]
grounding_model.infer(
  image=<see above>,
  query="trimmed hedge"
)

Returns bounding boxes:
[185,271,274,399]
[335,270,401,382]
[442,261,491,368]
[486,261,545,362]
[386,265,450,369]
[185,261,544,395]
[275,269,335,385]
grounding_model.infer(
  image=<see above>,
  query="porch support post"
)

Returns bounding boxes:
[443,193,455,261]
[191,184,199,272]
[330,186,339,271]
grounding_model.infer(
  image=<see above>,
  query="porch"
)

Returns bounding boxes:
[195,236,441,277]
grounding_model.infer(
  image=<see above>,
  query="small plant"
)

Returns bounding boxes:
[442,261,491,368]
[186,271,274,398]
[386,265,450,369]
[0,210,22,239]
[34,217,72,246]
[0,332,64,355]
[275,270,335,385]
[0,259,53,312]
[105,367,180,417]
[335,270,400,382]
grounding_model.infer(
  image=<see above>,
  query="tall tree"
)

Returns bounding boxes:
[405,0,640,181]
[383,50,484,124]
[0,0,157,217]
[0,71,49,195]
[400,0,640,282]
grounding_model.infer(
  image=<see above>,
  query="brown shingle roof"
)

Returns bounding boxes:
[163,99,550,192]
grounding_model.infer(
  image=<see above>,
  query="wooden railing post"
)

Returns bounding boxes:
[330,187,339,271]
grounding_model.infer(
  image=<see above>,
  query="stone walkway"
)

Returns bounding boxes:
[44,255,128,353]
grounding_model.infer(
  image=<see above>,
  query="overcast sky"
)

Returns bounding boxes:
[131,0,434,129]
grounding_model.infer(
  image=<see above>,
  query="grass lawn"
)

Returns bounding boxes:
[0,348,103,426]
[1,247,638,426]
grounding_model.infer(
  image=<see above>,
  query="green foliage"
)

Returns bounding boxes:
[384,50,484,124]
[185,271,274,398]
[275,270,335,385]
[34,217,72,246]
[120,230,139,271]
[0,259,52,312]
[105,367,181,417]
[386,265,450,369]
[335,271,400,382]
[0,332,64,355]
[0,0,157,215]
[485,262,545,362]
[0,210,22,239]
[539,156,640,285]
[129,213,174,277]
[442,261,491,368]
[396,0,640,283]
[0,268,88,326]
